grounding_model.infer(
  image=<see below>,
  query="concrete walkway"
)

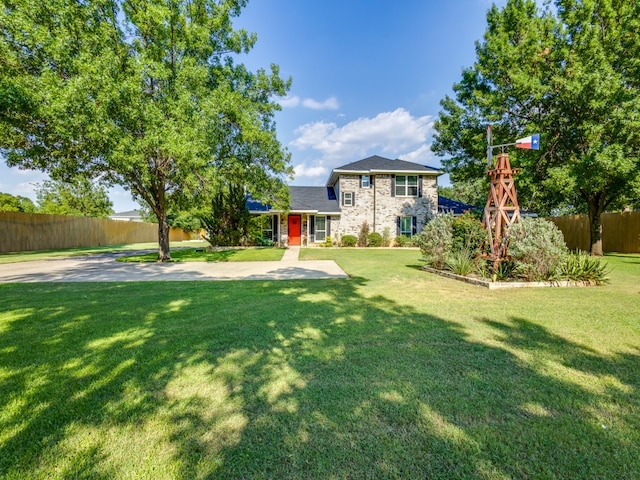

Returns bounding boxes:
[280,245,300,262]
[0,247,348,283]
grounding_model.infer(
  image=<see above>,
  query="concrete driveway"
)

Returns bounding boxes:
[0,247,348,283]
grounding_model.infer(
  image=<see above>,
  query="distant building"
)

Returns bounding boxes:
[437,195,478,216]
[109,209,144,222]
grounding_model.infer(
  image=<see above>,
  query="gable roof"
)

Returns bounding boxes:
[327,155,442,186]
[290,186,341,214]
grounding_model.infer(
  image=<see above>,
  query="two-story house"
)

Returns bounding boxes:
[249,155,442,246]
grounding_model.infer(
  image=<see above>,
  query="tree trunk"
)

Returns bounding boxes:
[587,199,604,256]
[157,214,172,261]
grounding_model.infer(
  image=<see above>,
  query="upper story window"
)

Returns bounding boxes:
[342,191,354,207]
[361,175,371,188]
[395,175,418,196]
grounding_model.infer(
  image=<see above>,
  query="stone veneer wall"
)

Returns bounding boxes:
[335,174,438,239]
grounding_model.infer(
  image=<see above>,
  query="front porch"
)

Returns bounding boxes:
[252,212,339,247]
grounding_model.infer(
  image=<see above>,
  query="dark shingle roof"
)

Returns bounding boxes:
[290,186,341,213]
[437,196,479,215]
[328,155,441,185]
[246,187,341,214]
[246,195,271,213]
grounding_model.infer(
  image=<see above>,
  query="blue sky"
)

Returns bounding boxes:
[0,0,503,212]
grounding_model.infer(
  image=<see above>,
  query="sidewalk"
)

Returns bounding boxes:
[281,246,300,262]
[0,248,347,283]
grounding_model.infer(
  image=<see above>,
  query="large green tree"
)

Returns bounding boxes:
[35,177,113,217]
[0,192,36,212]
[432,0,640,255]
[0,0,290,260]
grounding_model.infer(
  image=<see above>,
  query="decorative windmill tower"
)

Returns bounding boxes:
[483,126,540,269]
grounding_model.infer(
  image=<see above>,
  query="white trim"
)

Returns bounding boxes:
[248,209,284,214]
[314,215,327,242]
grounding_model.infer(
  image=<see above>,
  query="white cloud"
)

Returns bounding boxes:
[288,108,439,184]
[400,144,438,166]
[301,96,339,110]
[280,95,339,110]
[280,95,301,108]
[293,164,328,178]
[291,108,434,159]
[11,181,40,198]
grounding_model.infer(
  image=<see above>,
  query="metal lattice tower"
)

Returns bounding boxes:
[483,152,521,267]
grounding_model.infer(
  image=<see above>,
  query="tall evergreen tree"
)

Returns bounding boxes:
[0,0,290,260]
[432,0,640,255]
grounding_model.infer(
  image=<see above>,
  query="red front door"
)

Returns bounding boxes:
[288,215,301,245]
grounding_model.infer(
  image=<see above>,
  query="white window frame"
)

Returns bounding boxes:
[395,175,418,197]
[315,216,326,242]
[262,215,276,241]
[361,175,370,188]
[343,191,354,207]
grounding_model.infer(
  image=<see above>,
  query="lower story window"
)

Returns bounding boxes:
[400,216,416,237]
[315,216,326,242]
[262,215,277,241]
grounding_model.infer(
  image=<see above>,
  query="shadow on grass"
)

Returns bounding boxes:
[0,275,639,478]
[118,248,240,263]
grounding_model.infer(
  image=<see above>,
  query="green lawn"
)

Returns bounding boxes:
[0,241,209,264]
[0,249,638,479]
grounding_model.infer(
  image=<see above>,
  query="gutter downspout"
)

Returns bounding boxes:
[373,176,376,232]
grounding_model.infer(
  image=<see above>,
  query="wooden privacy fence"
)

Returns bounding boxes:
[0,211,192,253]
[550,211,640,253]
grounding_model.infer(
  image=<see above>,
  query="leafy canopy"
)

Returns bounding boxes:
[35,177,113,217]
[0,0,291,260]
[432,0,640,254]
[0,192,36,213]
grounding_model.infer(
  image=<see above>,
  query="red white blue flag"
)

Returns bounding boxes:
[515,133,540,150]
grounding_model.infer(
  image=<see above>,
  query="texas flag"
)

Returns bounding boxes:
[515,133,540,150]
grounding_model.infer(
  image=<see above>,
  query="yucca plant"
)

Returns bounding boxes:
[562,251,610,285]
[445,248,476,276]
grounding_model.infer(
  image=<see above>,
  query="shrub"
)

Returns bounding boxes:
[381,227,392,247]
[507,217,568,281]
[341,235,357,247]
[357,221,370,247]
[451,212,487,254]
[561,251,610,285]
[413,213,453,268]
[394,234,414,247]
[368,232,383,247]
[256,237,275,247]
[323,236,333,248]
